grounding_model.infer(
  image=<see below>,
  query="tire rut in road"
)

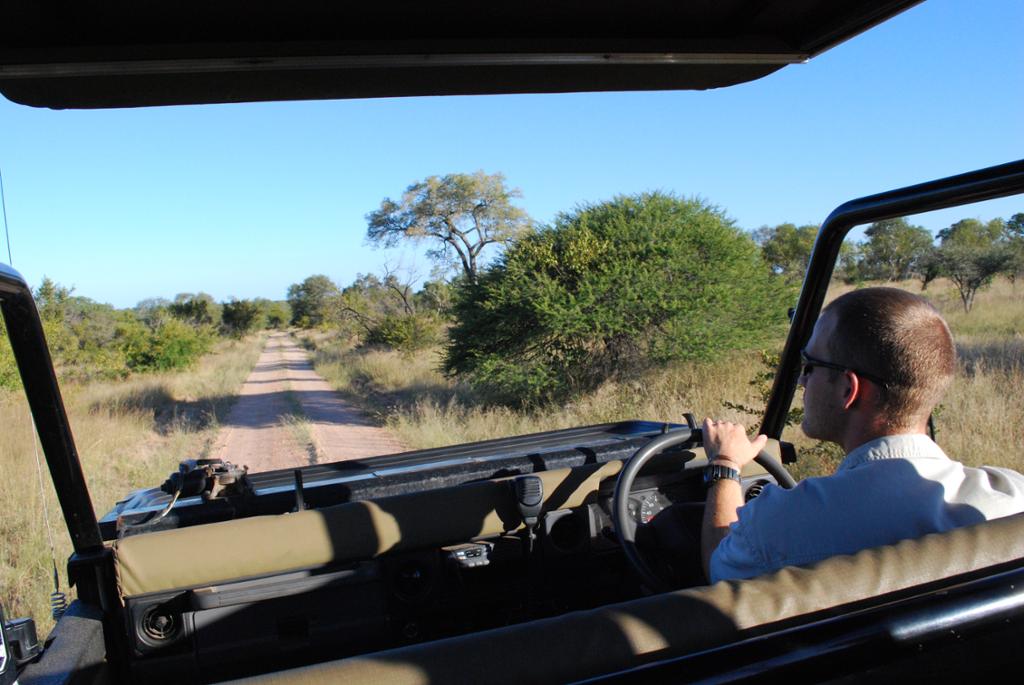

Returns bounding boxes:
[211,332,406,473]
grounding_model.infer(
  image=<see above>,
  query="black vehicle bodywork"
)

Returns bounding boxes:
[2,1,1024,683]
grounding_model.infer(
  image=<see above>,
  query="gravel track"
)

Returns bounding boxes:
[211,332,406,472]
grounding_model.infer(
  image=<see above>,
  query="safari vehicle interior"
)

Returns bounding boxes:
[2,2,1024,684]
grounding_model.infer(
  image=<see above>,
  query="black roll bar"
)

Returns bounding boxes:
[0,263,103,554]
[760,159,1024,441]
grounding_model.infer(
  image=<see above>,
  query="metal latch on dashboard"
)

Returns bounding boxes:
[161,458,252,500]
[445,542,494,569]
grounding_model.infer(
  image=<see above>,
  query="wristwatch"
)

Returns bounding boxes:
[703,462,741,488]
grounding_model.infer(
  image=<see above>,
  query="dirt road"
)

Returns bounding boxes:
[211,332,406,472]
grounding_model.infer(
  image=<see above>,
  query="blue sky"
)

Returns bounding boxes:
[1,0,1022,308]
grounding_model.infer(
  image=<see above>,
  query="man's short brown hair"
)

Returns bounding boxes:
[822,287,955,430]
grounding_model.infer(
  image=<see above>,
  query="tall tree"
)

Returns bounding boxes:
[168,292,220,327]
[935,218,1010,312]
[915,245,942,290]
[753,223,818,280]
[256,299,291,329]
[1007,212,1024,237]
[1003,212,1024,285]
[836,241,863,284]
[287,275,340,327]
[34,277,74,323]
[221,299,263,337]
[366,171,533,282]
[859,218,934,281]
[937,218,1004,248]
[335,267,443,352]
[134,298,171,326]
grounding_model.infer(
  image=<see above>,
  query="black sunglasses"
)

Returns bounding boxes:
[800,348,888,386]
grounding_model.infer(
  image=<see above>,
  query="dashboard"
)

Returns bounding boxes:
[114,430,785,683]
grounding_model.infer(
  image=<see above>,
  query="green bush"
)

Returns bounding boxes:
[168,293,221,327]
[288,275,340,328]
[444,192,795,406]
[221,299,264,338]
[0,279,240,389]
[259,300,291,329]
[367,313,443,353]
[119,318,213,372]
[0,316,19,391]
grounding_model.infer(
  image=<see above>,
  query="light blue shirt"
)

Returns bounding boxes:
[710,434,1024,584]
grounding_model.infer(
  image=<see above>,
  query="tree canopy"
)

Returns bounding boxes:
[335,268,444,353]
[168,292,220,327]
[1003,212,1024,284]
[444,193,794,406]
[287,275,340,327]
[859,218,934,281]
[754,223,818,280]
[221,299,264,337]
[935,218,1011,311]
[366,171,533,281]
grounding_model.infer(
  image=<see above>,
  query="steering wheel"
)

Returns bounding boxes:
[612,427,796,593]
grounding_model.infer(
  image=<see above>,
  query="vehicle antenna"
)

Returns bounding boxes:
[28,410,68,619]
[3,167,60,612]
[0,167,12,264]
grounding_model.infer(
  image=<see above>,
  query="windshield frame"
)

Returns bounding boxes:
[759,159,1024,439]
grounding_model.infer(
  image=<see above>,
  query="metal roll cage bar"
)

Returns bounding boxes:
[2,159,1023,557]
[760,159,1024,441]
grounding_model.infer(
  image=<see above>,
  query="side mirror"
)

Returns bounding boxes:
[0,601,40,684]
[0,602,13,685]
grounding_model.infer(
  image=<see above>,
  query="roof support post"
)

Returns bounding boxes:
[0,263,103,554]
[761,159,1024,441]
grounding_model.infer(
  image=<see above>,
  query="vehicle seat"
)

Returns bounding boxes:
[219,511,1024,684]
[112,462,624,600]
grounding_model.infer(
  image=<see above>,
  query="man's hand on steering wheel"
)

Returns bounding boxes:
[614,421,794,593]
[700,418,769,582]
[702,418,768,470]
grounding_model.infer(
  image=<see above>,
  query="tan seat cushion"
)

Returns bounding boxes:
[114,462,625,598]
[114,443,775,599]
[222,511,1024,685]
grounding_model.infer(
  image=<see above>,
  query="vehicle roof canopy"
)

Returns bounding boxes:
[0,0,920,109]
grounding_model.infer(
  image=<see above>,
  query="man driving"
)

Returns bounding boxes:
[701,287,1024,584]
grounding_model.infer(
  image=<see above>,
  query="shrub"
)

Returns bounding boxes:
[119,318,213,372]
[444,192,795,406]
[858,218,935,282]
[1,279,230,387]
[754,222,817,280]
[0,317,19,391]
[287,275,339,328]
[168,293,221,327]
[221,299,264,338]
[260,300,291,329]
[366,313,443,354]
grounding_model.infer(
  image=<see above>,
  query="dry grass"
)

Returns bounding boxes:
[937,337,1024,470]
[314,277,1024,482]
[9,276,1015,637]
[314,337,776,448]
[281,390,323,464]
[815,277,1024,472]
[0,334,264,635]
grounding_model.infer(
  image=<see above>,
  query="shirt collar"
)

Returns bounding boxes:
[838,433,949,471]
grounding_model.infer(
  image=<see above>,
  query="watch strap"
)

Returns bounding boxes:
[703,463,741,488]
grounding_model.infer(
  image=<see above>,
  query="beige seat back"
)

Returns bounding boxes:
[222,512,1024,684]
[113,462,625,599]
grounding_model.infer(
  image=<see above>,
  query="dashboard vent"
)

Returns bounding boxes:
[140,608,178,643]
[745,480,770,502]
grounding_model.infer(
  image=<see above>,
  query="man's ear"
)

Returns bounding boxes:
[842,370,860,411]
